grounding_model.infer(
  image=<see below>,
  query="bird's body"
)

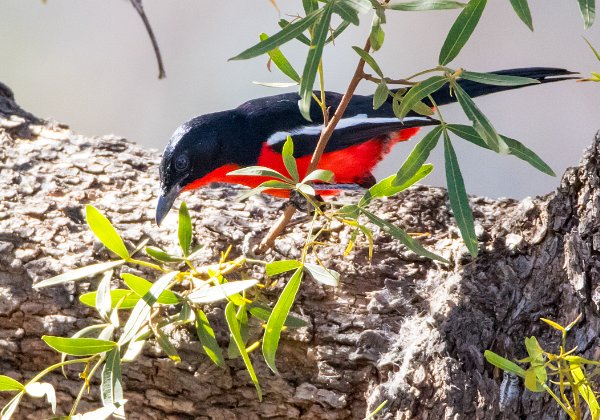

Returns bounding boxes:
[156,67,574,224]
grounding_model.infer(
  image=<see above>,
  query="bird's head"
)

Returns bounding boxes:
[156,112,239,225]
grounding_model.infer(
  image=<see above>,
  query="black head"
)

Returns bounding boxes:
[156,111,243,225]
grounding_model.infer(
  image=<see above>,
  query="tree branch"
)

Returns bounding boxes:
[130,0,166,79]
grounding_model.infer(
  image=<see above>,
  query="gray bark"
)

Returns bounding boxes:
[0,85,598,419]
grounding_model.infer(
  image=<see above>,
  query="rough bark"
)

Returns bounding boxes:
[0,85,598,419]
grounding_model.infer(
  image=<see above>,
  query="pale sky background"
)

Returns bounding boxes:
[1,1,599,199]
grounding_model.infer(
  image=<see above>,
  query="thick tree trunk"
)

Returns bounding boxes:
[0,86,598,419]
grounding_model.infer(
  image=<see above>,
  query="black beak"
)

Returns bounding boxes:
[155,184,182,226]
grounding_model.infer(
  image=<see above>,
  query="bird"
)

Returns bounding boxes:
[156,67,574,225]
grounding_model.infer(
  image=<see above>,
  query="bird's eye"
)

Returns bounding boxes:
[175,154,189,171]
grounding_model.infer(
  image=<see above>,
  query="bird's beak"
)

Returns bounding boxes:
[155,184,182,226]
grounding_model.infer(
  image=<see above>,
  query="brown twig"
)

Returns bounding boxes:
[361,73,415,86]
[256,38,372,253]
[130,0,166,79]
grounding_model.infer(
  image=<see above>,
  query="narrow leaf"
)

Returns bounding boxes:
[194,309,226,368]
[447,124,555,175]
[121,273,179,305]
[370,14,385,51]
[299,2,334,120]
[302,169,335,183]
[304,263,339,286]
[577,0,596,29]
[395,76,446,119]
[259,33,301,82]
[360,164,433,206]
[352,46,384,77]
[508,0,533,31]
[0,376,24,392]
[156,328,181,363]
[389,0,467,10]
[438,0,487,65]
[443,132,478,256]
[34,260,125,289]
[187,280,258,304]
[572,366,600,417]
[248,304,308,327]
[119,271,178,346]
[85,205,129,259]
[282,136,299,181]
[461,70,538,86]
[373,82,389,109]
[263,267,304,373]
[95,270,113,321]
[42,336,117,356]
[228,166,292,182]
[178,202,192,257]
[24,382,56,413]
[453,82,509,154]
[145,246,184,263]
[392,125,443,186]
[101,347,124,407]
[80,289,139,309]
[266,260,302,276]
[539,317,566,332]
[225,302,262,400]
[1,394,22,420]
[230,9,324,60]
[484,350,525,377]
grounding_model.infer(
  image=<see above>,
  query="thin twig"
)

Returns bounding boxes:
[130,0,166,79]
[361,72,415,86]
[257,38,372,253]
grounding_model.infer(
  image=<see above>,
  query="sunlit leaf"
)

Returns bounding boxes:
[263,267,304,373]
[195,309,225,368]
[225,302,262,400]
[524,367,544,392]
[302,169,335,183]
[80,289,139,309]
[119,272,178,346]
[34,260,125,289]
[42,336,117,356]
[0,393,22,420]
[228,166,292,182]
[121,273,179,305]
[266,260,302,276]
[187,280,258,304]
[447,124,555,176]
[438,0,487,65]
[443,132,478,256]
[508,0,533,30]
[571,366,600,417]
[304,263,339,286]
[96,270,113,322]
[25,382,56,413]
[360,164,433,206]
[101,347,124,410]
[77,400,128,420]
[85,205,129,260]
[156,328,181,363]
[0,376,24,392]
[539,317,566,332]
[145,246,184,263]
[259,33,301,83]
[483,350,526,376]
[248,304,308,327]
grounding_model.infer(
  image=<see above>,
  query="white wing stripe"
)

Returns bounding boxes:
[266,114,431,146]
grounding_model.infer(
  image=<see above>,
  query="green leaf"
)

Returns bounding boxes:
[389,0,467,10]
[302,169,335,183]
[1,393,22,420]
[296,182,316,197]
[578,0,595,29]
[225,302,262,400]
[360,209,448,262]
[411,100,435,116]
[395,76,446,119]
[392,125,442,186]
[483,350,525,377]
[119,271,178,346]
[443,132,478,257]
[452,81,509,154]
[524,368,545,392]
[303,0,318,14]
[259,33,301,83]
[370,14,385,51]
[447,124,555,176]
[438,0,487,65]
[95,270,112,321]
[282,136,299,181]
[194,309,226,368]
[228,166,292,182]
[571,366,600,417]
[253,81,299,88]
[373,81,389,109]
[352,46,384,77]
[461,70,538,86]
[178,202,192,257]
[248,304,308,327]
[539,317,566,332]
[584,37,600,62]
[121,273,179,305]
[333,1,361,25]
[24,382,56,414]
[156,328,181,363]
[325,20,351,44]
[101,347,124,409]
[80,289,139,309]
[187,280,258,304]
[263,267,304,373]
[304,263,339,286]
[508,0,533,31]
[42,336,117,356]
[360,164,433,206]
[340,0,372,14]
[145,246,184,263]
[231,9,324,60]
[278,19,311,46]
[299,1,334,121]
[0,376,24,392]
[34,260,125,289]
[85,205,129,260]
[266,260,302,276]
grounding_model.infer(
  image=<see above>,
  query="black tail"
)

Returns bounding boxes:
[425,67,578,106]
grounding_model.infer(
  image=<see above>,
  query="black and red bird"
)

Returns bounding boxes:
[156,67,573,225]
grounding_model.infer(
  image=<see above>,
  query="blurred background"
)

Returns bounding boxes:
[1,1,599,199]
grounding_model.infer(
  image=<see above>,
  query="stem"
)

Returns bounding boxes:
[129,0,166,79]
[362,73,415,86]
[127,258,166,272]
[28,357,92,385]
[70,356,104,416]
[543,384,577,419]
